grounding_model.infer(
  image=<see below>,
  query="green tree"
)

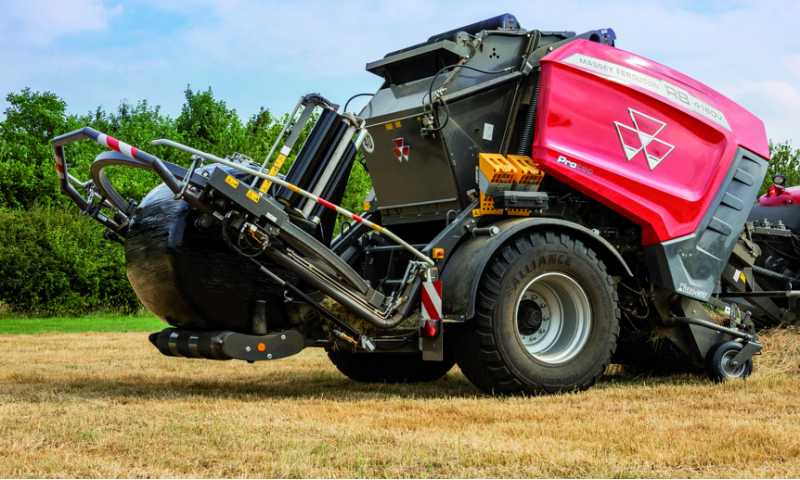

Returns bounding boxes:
[0,89,68,208]
[760,141,800,195]
[0,85,374,315]
[176,86,248,156]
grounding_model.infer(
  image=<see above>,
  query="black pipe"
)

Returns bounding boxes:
[366,244,427,253]
[261,247,421,329]
[668,316,752,341]
[515,71,541,157]
[751,265,797,285]
[149,329,231,360]
[717,290,800,298]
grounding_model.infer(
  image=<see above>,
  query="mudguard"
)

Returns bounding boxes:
[440,217,632,320]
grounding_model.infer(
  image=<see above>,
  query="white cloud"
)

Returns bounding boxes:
[0,0,798,146]
[0,0,122,46]
[726,81,800,148]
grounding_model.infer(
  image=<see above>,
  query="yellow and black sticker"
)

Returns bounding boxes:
[225,175,239,189]
[363,201,370,211]
[246,190,260,203]
[261,154,287,192]
[385,123,394,131]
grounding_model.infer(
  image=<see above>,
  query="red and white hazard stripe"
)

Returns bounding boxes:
[97,133,140,160]
[54,154,65,179]
[421,280,442,321]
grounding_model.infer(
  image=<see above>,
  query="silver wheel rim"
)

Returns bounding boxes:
[514,272,592,365]
[720,349,747,378]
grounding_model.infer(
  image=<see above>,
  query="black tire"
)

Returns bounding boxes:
[327,349,456,383]
[450,231,620,395]
[704,340,753,382]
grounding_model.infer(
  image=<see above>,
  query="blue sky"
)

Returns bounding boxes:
[1,0,798,147]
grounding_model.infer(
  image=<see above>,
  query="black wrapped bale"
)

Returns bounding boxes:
[125,168,297,332]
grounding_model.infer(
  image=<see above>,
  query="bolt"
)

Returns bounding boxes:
[543,317,549,321]
[532,295,538,299]
[541,303,547,308]
[267,354,273,359]
[245,346,251,352]
[281,334,286,340]
[731,361,739,367]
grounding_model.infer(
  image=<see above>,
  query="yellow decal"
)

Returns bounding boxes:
[394,121,402,128]
[432,248,445,259]
[373,224,384,233]
[385,123,394,131]
[363,201,370,211]
[740,272,747,283]
[225,175,239,188]
[260,154,287,192]
[246,190,260,203]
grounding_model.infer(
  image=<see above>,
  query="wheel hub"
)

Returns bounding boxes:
[720,350,748,378]
[517,300,543,335]
[514,273,592,365]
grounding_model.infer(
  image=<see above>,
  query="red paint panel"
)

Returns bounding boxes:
[533,40,768,245]
[351,214,363,223]
[758,186,800,206]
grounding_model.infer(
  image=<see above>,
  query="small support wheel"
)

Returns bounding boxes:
[704,340,753,382]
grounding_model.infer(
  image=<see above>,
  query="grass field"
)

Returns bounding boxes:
[0,313,165,335]
[1,326,799,478]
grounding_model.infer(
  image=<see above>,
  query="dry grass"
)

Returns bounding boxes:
[1,329,799,478]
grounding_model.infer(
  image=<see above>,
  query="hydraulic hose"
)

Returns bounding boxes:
[515,71,541,157]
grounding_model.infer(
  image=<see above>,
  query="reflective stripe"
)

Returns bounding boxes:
[421,281,442,320]
[55,158,65,179]
[97,133,138,159]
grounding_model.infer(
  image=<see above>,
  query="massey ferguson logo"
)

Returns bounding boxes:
[614,109,674,170]
[392,138,409,162]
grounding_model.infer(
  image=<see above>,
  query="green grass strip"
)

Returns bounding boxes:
[0,314,166,335]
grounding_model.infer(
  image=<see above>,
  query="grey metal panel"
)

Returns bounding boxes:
[441,85,521,209]
[360,33,530,214]
[644,147,769,301]
[363,115,460,211]
[361,77,432,124]
[366,40,471,73]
